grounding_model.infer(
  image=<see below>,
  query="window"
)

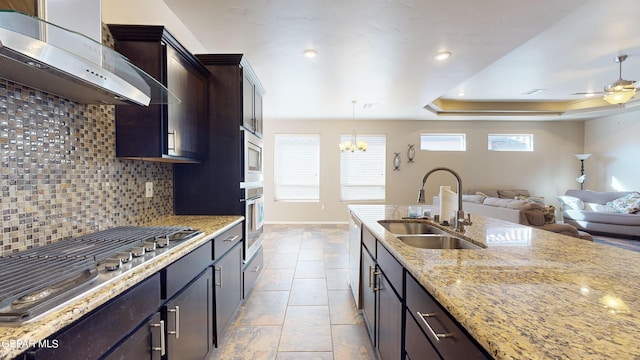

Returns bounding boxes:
[274,134,320,201]
[420,133,466,151]
[488,134,534,151]
[340,134,386,201]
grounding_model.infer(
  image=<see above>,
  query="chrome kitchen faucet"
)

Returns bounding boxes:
[417,167,472,232]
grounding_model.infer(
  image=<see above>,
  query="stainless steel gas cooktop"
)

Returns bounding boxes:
[0,226,203,324]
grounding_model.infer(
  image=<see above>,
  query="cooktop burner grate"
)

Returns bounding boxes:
[0,226,201,323]
[8,226,192,260]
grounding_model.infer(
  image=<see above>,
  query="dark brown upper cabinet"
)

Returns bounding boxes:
[108,25,209,163]
[195,54,265,138]
[242,69,264,137]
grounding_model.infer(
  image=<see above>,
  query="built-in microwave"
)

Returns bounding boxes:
[241,128,263,187]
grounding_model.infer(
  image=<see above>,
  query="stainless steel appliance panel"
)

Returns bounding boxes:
[242,186,264,262]
[241,128,263,187]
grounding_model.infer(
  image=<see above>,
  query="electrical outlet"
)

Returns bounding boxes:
[145,182,153,198]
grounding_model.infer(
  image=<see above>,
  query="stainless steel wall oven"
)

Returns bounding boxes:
[240,128,264,262]
[242,185,264,263]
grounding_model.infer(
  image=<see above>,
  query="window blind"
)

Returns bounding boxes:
[340,134,386,201]
[274,134,320,201]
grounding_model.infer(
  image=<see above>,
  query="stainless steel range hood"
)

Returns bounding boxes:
[0,11,177,106]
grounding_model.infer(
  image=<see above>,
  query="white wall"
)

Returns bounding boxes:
[102,0,206,53]
[264,119,585,223]
[584,111,640,192]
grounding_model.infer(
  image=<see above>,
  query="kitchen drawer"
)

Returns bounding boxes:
[243,245,263,299]
[213,224,243,260]
[406,274,489,360]
[27,273,161,360]
[164,241,213,300]
[362,226,376,258]
[102,312,162,360]
[376,241,403,298]
[405,309,442,360]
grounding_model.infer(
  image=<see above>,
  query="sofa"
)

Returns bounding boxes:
[559,190,640,238]
[434,189,592,240]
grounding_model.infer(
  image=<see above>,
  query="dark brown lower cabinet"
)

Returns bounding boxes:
[376,272,403,360]
[102,313,164,360]
[166,268,214,360]
[104,268,214,360]
[242,246,264,299]
[405,274,489,360]
[213,242,242,344]
[376,239,404,360]
[361,245,376,345]
[405,310,442,360]
[355,221,491,360]
[26,274,161,360]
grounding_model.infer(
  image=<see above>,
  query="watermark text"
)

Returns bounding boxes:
[1,339,59,349]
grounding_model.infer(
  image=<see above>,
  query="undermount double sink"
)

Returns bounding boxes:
[378,220,483,249]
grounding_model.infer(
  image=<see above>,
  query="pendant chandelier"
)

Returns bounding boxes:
[339,100,368,152]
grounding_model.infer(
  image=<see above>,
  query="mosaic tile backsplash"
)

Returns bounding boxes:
[0,80,174,255]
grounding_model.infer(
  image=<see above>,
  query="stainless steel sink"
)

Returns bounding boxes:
[396,234,483,249]
[377,221,446,235]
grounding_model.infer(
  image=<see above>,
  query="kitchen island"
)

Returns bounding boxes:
[0,215,242,360]
[350,204,640,360]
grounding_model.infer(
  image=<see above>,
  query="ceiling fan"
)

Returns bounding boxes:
[573,55,638,105]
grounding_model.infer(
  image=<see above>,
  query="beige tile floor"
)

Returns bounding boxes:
[208,224,377,360]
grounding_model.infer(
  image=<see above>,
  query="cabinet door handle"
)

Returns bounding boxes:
[167,130,176,151]
[252,265,262,273]
[368,266,380,288]
[417,311,453,341]
[224,235,240,242]
[150,320,166,356]
[167,305,180,339]
[216,266,223,288]
[371,269,381,291]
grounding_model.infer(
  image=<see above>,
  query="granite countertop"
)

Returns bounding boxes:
[350,204,640,360]
[0,215,242,360]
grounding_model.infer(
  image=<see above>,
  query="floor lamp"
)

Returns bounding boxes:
[575,154,591,190]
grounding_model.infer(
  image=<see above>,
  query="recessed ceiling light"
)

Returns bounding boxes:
[584,92,596,97]
[433,51,452,61]
[303,49,318,58]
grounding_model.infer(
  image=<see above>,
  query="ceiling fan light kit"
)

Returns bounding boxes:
[603,88,636,105]
[602,55,637,105]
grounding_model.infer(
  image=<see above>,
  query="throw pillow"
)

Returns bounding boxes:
[498,189,530,199]
[606,192,640,214]
[585,203,617,213]
[524,210,545,226]
[557,195,585,210]
[483,197,543,210]
[516,195,545,204]
[543,205,556,223]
